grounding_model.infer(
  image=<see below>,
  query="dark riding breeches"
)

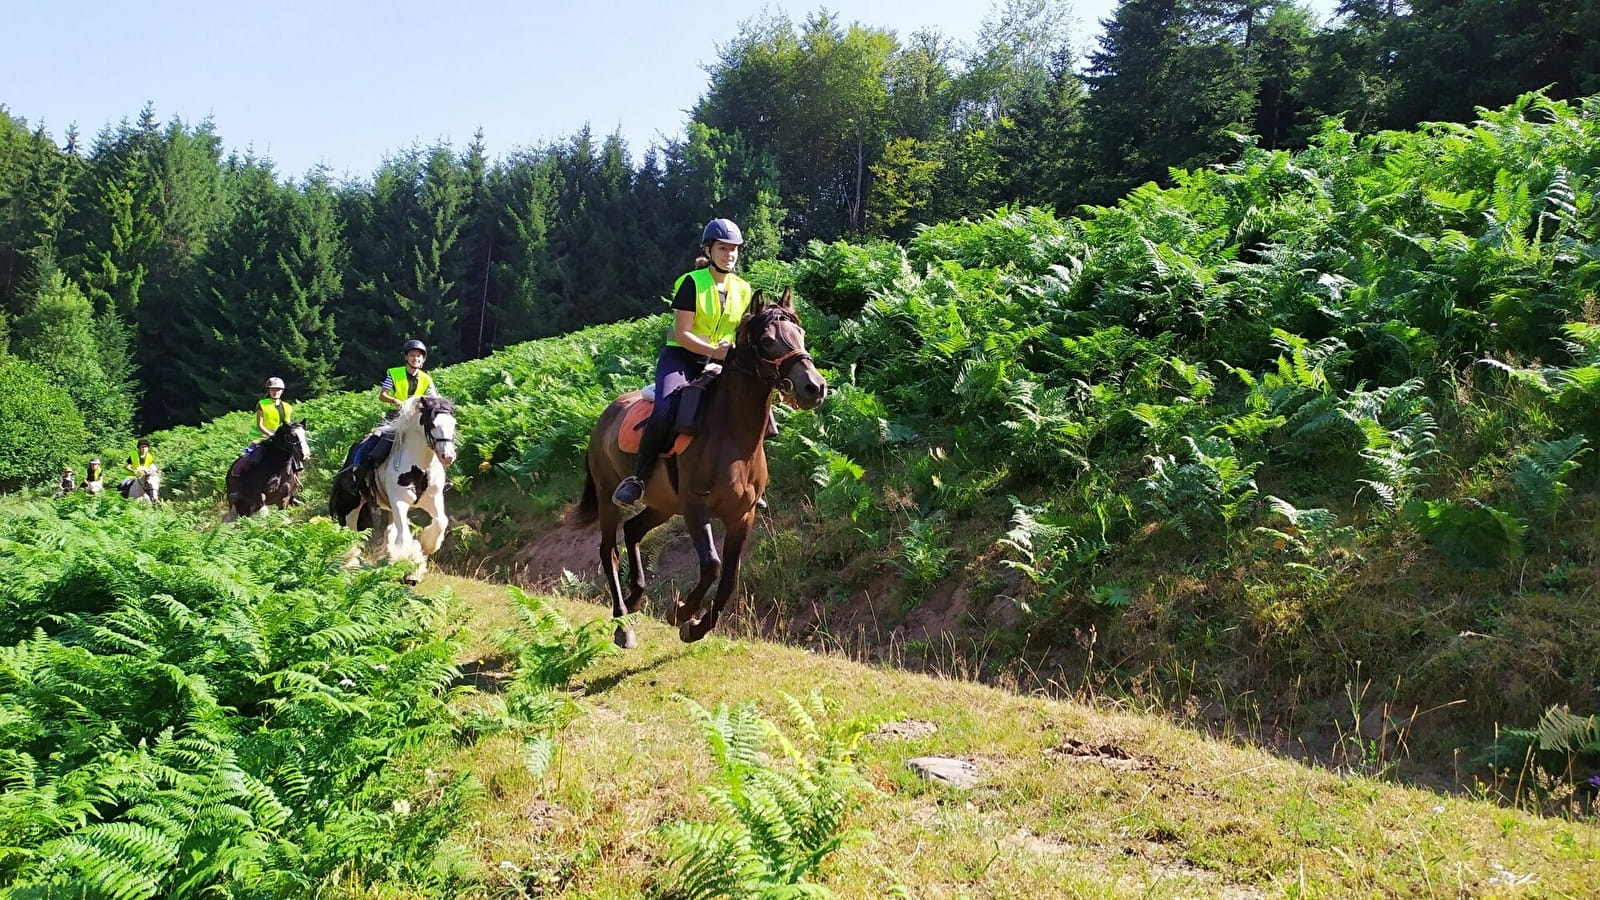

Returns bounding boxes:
[632,346,705,479]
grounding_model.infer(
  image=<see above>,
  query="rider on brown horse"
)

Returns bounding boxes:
[612,218,774,510]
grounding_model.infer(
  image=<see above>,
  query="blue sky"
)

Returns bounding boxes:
[5,0,1337,182]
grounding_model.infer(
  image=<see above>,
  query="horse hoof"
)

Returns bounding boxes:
[402,573,421,586]
[614,627,638,650]
[679,616,713,643]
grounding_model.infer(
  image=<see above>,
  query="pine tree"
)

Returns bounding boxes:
[62,106,224,427]
[169,158,342,423]
[337,145,465,380]
[1081,0,1258,204]
[486,148,557,347]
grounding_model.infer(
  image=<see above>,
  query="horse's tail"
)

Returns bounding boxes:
[569,465,598,527]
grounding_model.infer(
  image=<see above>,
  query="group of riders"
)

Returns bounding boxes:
[59,217,766,514]
[58,441,154,497]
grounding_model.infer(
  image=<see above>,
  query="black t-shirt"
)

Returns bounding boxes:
[671,275,698,312]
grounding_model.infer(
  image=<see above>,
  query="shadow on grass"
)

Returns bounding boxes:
[580,651,687,697]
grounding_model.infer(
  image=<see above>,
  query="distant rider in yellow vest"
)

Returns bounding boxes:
[120,439,155,494]
[248,376,305,504]
[612,218,754,508]
[84,458,104,490]
[257,376,293,437]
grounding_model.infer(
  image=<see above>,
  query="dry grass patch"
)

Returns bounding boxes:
[426,574,1600,898]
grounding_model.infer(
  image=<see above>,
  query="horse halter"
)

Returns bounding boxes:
[741,309,813,400]
[281,423,309,462]
[420,406,456,455]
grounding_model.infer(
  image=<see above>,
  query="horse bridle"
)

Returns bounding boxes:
[281,423,310,463]
[420,406,456,454]
[738,310,813,400]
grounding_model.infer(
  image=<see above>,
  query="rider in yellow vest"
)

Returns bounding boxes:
[612,218,753,508]
[84,458,103,487]
[351,340,439,470]
[379,340,438,409]
[257,376,294,437]
[126,439,155,474]
[249,376,305,504]
[120,440,155,494]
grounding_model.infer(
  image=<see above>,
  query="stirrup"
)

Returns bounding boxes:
[612,475,645,507]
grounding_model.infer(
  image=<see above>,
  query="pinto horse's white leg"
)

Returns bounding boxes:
[417,486,448,559]
[388,492,427,584]
[386,497,413,562]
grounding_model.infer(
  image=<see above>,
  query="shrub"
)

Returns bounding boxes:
[0,356,87,492]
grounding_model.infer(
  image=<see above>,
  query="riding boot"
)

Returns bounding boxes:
[613,412,673,507]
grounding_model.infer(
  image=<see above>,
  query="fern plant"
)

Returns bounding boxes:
[1511,434,1590,519]
[1486,705,1600,806]
[895,511,954,594]
[1402,497,1527,566]
[1254,496,1358,584]
[656,694,875,899]
[1139,435,1261,537]
[0,499,475,897]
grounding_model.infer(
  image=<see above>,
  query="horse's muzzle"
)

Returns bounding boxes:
[789,372,827,410]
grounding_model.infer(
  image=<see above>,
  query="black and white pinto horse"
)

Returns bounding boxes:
[120,466,161,502]
[225,420,311,519]
[330,395,458,584]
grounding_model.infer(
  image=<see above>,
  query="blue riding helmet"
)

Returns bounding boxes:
[702,218,744,246]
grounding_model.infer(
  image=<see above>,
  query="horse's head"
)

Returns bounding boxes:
[139,466,161,502]
[418,396,458,467]
[737,286,827,410]
[276,420,311,464]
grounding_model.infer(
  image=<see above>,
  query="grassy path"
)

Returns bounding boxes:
[428,574,1600,899]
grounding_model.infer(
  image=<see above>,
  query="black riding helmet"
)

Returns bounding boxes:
[702,218,743,246]
[402,339,427,355]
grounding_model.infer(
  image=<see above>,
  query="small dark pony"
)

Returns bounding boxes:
[572,288,827,648]
[225,421,310,518]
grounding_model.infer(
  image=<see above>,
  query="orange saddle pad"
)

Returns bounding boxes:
[617,396,692,457]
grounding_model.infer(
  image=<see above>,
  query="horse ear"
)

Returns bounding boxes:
[750,290,768,312]
[780,285,794,309]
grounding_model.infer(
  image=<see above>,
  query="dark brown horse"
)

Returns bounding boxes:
[572,288,827,648]
[225,420,310,518]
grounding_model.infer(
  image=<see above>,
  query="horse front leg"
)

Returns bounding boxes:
[683,513,752,643]
[596,504,635,649]
[623,506,671,618]
[676,503,722,643]
[418,487,449,558]
[387,498,422,584]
